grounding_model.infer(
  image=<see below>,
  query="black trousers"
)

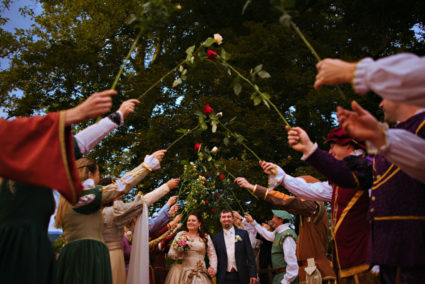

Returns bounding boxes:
[223,271,244,284]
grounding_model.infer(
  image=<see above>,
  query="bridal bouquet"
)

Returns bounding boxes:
[173,234,191,264]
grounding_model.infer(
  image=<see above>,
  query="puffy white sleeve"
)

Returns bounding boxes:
[353,53,425,107]
[282,236,298,284]
[253,221,275,242]
[207,234,218,272]
[270,165,333,202]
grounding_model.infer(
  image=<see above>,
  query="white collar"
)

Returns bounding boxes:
[82,178,95,189]
[223,226,235,235]
[275,223,290,234]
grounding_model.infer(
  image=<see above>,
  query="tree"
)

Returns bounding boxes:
[1,0,424,224]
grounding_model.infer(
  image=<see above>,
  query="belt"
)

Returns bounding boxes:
[273,268,286,274]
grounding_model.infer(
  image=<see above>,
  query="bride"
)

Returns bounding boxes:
[165,212,217,284]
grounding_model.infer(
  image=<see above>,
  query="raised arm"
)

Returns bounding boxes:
[101,150,166,204]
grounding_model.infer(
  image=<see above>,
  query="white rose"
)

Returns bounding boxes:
[214,33,223,45]
[211,146,219,153]
[216,112,223,117]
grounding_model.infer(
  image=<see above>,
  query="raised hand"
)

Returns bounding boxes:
[151,149,167,163]
[166,195,178,206]
[166,179,181,190]
[168,203,178,217]
[117,99,140,119]
[259,161,278,176]
[244,212,254,224]
[314,58,357,89]
[234,177,254,191]
[337,101,385,147]
[65,89,116,125]
[286,126,315,154]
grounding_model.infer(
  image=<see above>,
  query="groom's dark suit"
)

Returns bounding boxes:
[212,227,257,284]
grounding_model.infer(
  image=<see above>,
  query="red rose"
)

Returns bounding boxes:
[202,104,213,115]
[194,143,201,151]
[211,208,216,213]
[205,200,209,204]
[219,174,224,180]
[215,192,219,197]
[206,50,218,60]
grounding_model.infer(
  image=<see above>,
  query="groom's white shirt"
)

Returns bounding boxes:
[223,226,237,272]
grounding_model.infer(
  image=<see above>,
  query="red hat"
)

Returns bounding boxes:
[324,127,366,150]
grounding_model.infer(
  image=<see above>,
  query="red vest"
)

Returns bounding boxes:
[330,184,370,278]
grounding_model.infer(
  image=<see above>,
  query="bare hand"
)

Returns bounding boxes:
[234,177,254,191]
[232,210,243,220]
[259,161,278,176]
[314,58,357,89]
[117,99,140,119]
[173,223,183,233]
[166,179,180,190]
[169,214,183,228]
[337,101,384,147]
[168,203,178,217]
[166,195,178,206]
[151,149,166,163]
[65,90,116,125]
[286,126,315,154]
[244,212,254,224]
[208,266,216,278]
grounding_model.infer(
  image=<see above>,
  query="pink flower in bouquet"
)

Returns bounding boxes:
[194,143,201,151]
[203,104,213,115]
[206,50,218,60]
[219,174,224,180]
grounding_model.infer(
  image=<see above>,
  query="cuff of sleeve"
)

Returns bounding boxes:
[301,143,318,161]
[366,123,389,155]
[353,57,374,94]
[116,111,124,126]
[268,165,286,190]
[144,155,160,170]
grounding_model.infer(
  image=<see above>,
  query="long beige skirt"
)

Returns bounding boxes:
[107,242,126,284]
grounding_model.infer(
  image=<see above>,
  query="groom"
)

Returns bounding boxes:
[212,209,257,284]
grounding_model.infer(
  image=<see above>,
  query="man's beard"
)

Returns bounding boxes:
[223,223,232,229]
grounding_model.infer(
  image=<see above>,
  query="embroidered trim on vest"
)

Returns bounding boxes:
[59,111,77,204]
[374,216,425,221]
[333,190,364,236]
[372,118,425,190]
[339,263,369,278]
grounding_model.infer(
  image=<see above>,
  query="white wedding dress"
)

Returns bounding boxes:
[164,231,217,284]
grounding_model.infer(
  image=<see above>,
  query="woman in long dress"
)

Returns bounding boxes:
[165,212,217,284]
[55,150,165,284]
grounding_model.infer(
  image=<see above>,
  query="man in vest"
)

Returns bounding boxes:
[245,210,298,284]
[235,176,336,283]
[260,128,379,283]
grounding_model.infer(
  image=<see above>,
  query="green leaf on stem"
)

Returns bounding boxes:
[223,137,230,146]
[233,83,242,95]
[258,70,271,79]
[279,13,292,27]
[202,37,216,47]
[220,48,230,61]
[172,78,182,87]
[254,64,263,73]
[186,45,196,56]
[211,120,218,133]
[254,96,262,106]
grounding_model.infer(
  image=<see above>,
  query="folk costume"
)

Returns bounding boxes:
[56,155,160,284]
[251,180,335,284]
[253,210,298,284]
[269,129,378,283]
[0,111,122,284]
[102,182,172,284]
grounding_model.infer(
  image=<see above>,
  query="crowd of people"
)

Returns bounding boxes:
[0,52,424,284]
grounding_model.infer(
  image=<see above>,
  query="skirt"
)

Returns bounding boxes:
[57,239,112,284]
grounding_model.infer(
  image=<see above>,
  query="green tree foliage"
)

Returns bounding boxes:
[1,0,424,224]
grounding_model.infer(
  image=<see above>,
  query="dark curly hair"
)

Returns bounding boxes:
[185,211,208,251]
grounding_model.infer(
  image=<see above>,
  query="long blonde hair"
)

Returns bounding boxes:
[55,158,97,228]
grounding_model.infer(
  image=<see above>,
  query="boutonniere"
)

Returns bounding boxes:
[235,235,243,243]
